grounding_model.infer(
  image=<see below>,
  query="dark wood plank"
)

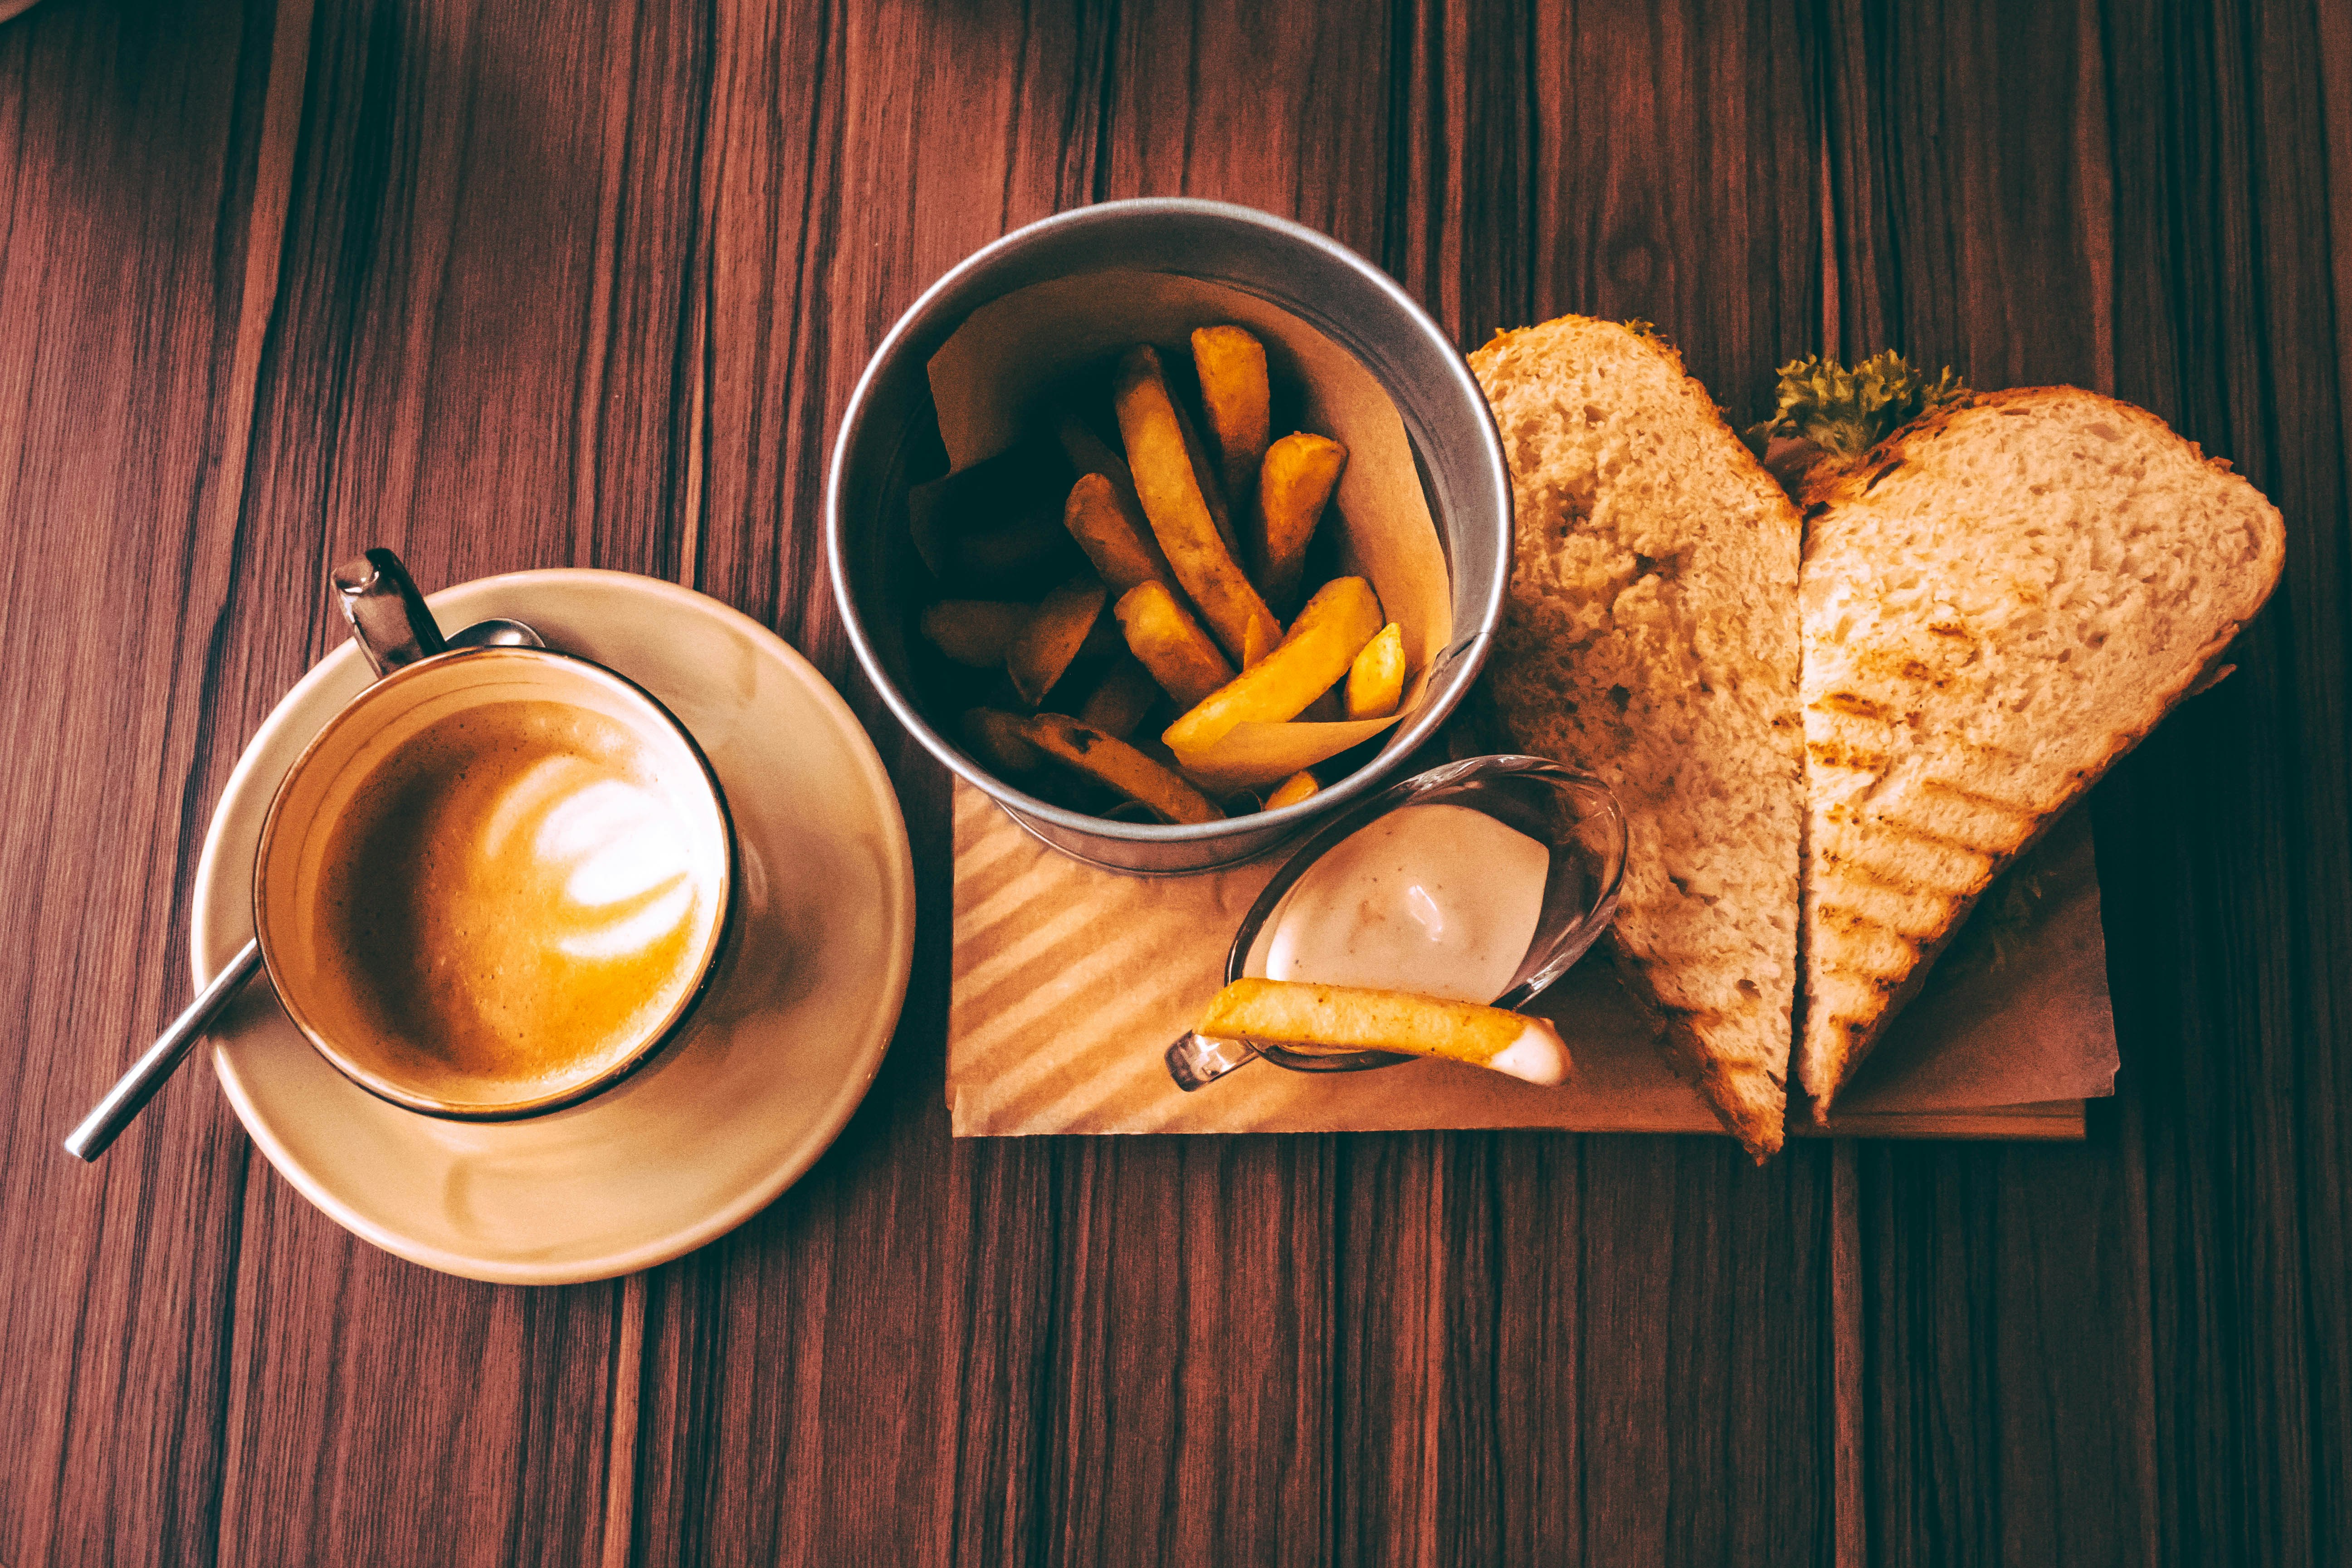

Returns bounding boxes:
[0,0,278,1560]
[1830,0,2351,1563]
[4,0,2343,1562]
[195,0,715,1558]
[2099,0,2352,1562]
[625,0,1369,1558]
[1372,5,1840,1563]
[626,3,1093,1563]
[633,1,1848,1562]
[1824,4,2166,1562]
[1025,6,1386,1562]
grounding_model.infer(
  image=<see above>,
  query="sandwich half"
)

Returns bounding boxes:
[1473,317,1805,1158]
[1794,386,2286,1115]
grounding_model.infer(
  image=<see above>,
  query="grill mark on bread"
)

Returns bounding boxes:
[1918,777,2039,817]
[1807,738,1890,773]
[1812,902,1935,945]
[1813,692,1896,723]
[1798,385,2288,1119]
[1820,805,2002,861]
[1816,856,1973,904]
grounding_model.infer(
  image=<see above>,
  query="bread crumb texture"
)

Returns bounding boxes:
[1472,317,1804,1156]
[1797,387,2286,1113]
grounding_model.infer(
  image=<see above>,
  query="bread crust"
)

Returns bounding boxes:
[1796,386,2287,1116]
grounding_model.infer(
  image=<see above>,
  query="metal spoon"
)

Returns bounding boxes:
[63,556,543,1161]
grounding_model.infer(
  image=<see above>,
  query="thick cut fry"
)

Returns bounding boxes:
[959,517,1069,580]
[1078,658,1162,740]
[1264,771,1320,810]
[1241,616,1273,670]
[1170,389,1240,558]
[1077,614,1124,661]
[961,708,1045,774]
[1253,433,1348,611]
[921,601,1030,667]
[1113,346,1281,663]
[1115,581,1235,708]
[908,437,1079,588]
[1197,978,1571,1085]
[1020,713,1222,825]
[1006,577,1108,705]
[1062,473,1175,595]
[1346,622,1406,720]
[1163,576,1383,753]
[1191,326,1270,504]
[1052,408,1133,485]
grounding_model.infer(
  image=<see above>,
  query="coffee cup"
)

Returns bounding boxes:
[251,555,736,1120]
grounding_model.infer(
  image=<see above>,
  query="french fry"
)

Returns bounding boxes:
[1063,473,1175,595]
[961,708,1045,774]
[1163,576,1383,753]
[1241,616,1273,670]
[921,600,1030,667]
[1169,384,1241,559]
[1077,613,1125,661]
[1113,346,1282,664]
[1345,622,1405,720]
[908,437,1079,588]
[959,517,1070,581]
[1115,581,1235,708]
[1020,713,1223,825]
[1196,978,1571,1085]
[1253,433,1347,611]
[1264,771,1320,810]
[1053,408,1137,493]
[1006,577,1108,705]
[1078,657,1162,740]
[1191,327,1270,505]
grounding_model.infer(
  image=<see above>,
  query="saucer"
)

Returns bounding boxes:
[190,570,915,1284]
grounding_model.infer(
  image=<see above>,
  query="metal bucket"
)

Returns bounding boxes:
[827,198,1513,875]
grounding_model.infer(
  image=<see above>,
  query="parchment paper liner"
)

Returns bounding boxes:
[927,270,1448,788]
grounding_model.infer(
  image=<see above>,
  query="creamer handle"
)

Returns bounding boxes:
[1164,1031,1259,1091]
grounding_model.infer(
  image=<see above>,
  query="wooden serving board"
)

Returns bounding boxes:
[945,781,2113,1141]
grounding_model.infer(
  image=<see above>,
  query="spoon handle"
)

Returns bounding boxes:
[63,938,262,1161]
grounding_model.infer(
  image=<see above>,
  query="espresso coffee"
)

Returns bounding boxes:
[315,698,716,1098]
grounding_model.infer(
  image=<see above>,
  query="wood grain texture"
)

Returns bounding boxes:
[195,0,721,1554]
[0,0,2344,1563]
[0,0,274,1560]
[1362,6,1843,1562]
[1828,1,2351,1565]
[622,5,1077,1563]
[1825,3,2165,1561]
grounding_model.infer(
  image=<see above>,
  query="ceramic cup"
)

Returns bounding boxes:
[251,559,737,1121]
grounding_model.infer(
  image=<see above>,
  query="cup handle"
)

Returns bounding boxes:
[332,547,448,677]
[1165,1031,1259,1091]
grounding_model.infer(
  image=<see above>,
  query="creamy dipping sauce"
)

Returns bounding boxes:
[1262,802,1552,1003]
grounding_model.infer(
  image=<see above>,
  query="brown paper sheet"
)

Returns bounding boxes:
[926,270,1448,787]
[927,270,2118,1142]
[945,781,2117,1138]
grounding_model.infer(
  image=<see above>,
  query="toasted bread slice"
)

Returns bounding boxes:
[1473,318,1805,1158]
[1797,386,2285,1115]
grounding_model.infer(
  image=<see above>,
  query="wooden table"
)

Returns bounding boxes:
[3,0,2344,1561]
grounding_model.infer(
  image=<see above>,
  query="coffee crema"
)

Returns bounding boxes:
[316,699,714,1096]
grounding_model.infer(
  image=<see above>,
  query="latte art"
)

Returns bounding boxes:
[318,699,717,1096]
